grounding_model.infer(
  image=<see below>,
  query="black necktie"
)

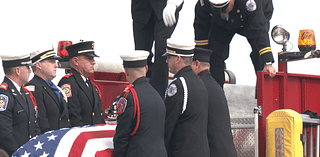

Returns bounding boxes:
[86,79,92,88]
[20,87,27,102]
[86,79,94,99]
[20,88,31,114]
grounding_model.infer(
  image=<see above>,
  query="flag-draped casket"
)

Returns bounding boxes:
[12,124,116,157]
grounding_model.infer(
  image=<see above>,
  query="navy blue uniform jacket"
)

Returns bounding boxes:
[58,68,105,127]
[194,0,274,65]
[199,70,237,157]
[164,66,210,157]
[0,77,40,156]
[113,77,167,157]
[26,75,71,134]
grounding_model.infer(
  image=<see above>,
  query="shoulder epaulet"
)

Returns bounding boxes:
[63,73,73,78]
[0,83,8,90]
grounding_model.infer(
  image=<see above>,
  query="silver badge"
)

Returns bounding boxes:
[246,0,256,12]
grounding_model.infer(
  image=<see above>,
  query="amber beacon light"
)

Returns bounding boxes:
[298,29,316,52]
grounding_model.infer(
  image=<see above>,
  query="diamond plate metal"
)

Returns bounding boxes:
[231,117,255,157]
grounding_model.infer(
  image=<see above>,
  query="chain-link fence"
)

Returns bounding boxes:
[231,117,255,157]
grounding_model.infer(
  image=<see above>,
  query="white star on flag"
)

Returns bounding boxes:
[12,124,117,157]
[47,134,57,141]
[34,141,44,151]
[21,151,30,157]
[39,151,49,157]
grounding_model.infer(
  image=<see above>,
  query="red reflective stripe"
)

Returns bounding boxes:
[68,130,116,157]
[129,88,140,136]
[131,88,136,120]
[92,82,102,98]
[116,85,140,136]
[63,73,73,78]
[22,86,37,111]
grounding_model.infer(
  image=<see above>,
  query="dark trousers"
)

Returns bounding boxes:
[133,13,176,99]
[209,26,264,88]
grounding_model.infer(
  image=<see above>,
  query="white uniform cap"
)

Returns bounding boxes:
[1,53,33,68]
[162,38,195,57]
[1,53,30,61]
[120,50,149,68]
[209,0,230,6]
[30,48,60,63]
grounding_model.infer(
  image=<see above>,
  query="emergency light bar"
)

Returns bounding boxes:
[57,41,72,60]
[57,41,72,70]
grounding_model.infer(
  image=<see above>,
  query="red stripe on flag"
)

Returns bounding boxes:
[95,149,114,157]
[68,130,116,157]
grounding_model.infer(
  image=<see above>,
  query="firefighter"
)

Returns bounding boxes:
[25,48,71,134]
[191,47,237,157]
[0,54,40,156]
[113,50,167,157]
[163,38,210,157]
[194,0,276,88]
[58,41,105,127]
[132,0,183,100]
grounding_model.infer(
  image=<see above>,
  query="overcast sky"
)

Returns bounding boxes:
[0,0,319,85]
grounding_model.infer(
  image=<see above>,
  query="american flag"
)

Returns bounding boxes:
[12,124,116,157]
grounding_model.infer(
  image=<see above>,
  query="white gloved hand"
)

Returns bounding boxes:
[163,0,183,27]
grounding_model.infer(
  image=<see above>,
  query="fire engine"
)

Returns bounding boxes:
[257,26,320,157]
[53,25,320,157]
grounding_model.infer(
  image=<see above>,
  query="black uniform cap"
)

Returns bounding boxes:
[193,47,212,63]
[1,54,33,68]
[66,41,99,59]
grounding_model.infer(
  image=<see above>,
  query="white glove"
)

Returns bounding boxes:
[163,0,183,27]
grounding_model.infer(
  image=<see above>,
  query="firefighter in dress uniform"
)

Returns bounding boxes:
[25,49,71,134]
[132,0,183,99]
[194,0,276,88]
[191,47,237,157]
[0,54,40,156]
[163,38,210,157]
[113,50,167,157]
[58,41,105,127]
